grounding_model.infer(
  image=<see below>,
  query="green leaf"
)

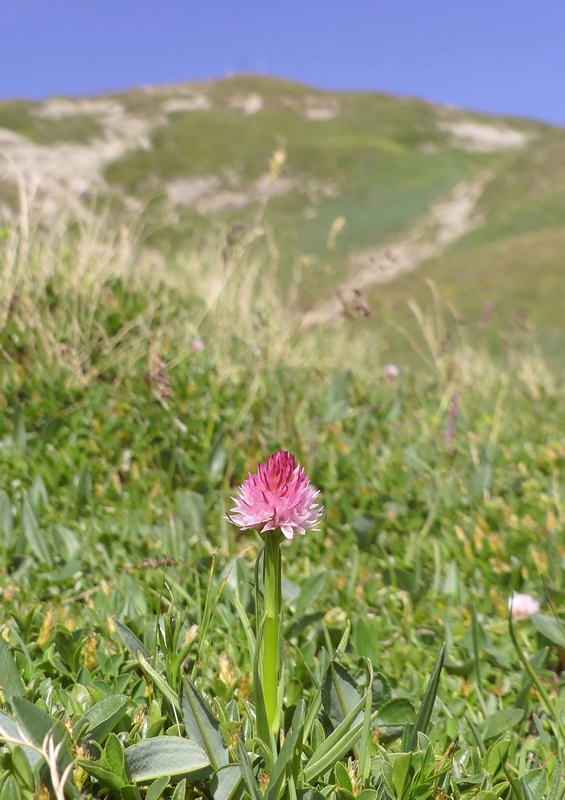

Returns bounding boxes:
[374,698,416,744]
[371,673,391,710]
[74,694,130,743]
[303,679,324,743]
[357,791,378,800]
[503,763,525,800]
[335,762,353,792]
[231,589,256,660]
[115,619,151,660]
[236,739,263,800]
[122,784,143,800]
[52,525,81,562]
[10,746,34,792]
[124,737,211,782]
[521,777,536,800]
[469,462,493,503]
[295,573,327,616]
[208,442,227,483]
[483,740,510,777]
[0,776,21,800]
[481,708,524,740]
[0,491,13,541]
[0,637,24,703]
[171,779,187,800]
[251,615,274,761]
[210,765,243,800]
[181,678,229,770]
[138,655,180,711]
[322,662,363,731]
[441,562,467,604]
[266,701,304,800]
[21,493,52,567]
[146,775,170,800]
[41,416,64,444]
[409,642,445,750]
[12,697,69,761]
[521,769,548,800]
[323,370,351,423]
[466,714,486,756]
[352,618,380,666]
[30,475,48,512]
[392,753,413,800]
[104,733,127,781]
[350,515,377,550]
[548,761,563,800]
[530,614,565,648]
[304,690,370,783]
[358,660,374,785]
[0,710,41,768]
[78,761,127,794]
[77,467,92,505]
[13,405,26,453]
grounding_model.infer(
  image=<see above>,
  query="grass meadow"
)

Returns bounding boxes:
[0,198,564,800]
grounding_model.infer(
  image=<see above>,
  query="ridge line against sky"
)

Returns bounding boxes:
[1,0,564,125]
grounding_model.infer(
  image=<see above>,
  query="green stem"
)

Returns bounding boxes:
[262,532,282,735]
[509,616,565,751]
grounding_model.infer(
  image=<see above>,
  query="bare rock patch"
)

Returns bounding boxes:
[162,95,211,113]
[438,119,532,152]
[304,96,340,121]
[229,93,263,115]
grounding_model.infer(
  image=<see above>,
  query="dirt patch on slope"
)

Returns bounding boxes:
[439,119,532,152]
[166,173,300,213]
[302,171,492,326]
[0,97,165,218]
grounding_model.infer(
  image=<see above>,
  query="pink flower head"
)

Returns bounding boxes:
[227,450,323,540]
[508,593,540,619]
[383,363,400,379]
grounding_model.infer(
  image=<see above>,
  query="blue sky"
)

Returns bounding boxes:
[1,0,564,124]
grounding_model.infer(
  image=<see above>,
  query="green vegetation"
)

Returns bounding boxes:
[103,77,494,280]
[0,101,103,144]
[0,206,564,800]
[0,76,563,362]
[368,224,565,367]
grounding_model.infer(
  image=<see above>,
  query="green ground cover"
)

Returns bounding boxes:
[0,210,564,800]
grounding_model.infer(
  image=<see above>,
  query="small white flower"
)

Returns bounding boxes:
[508,593,540,619]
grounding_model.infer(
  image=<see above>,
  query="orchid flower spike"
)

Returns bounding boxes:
[227,450,323,540]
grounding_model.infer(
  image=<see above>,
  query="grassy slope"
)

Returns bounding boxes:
[0,75,563,357]
[368,225,565,366]
[0,99,103,143]
[106,77,496,279]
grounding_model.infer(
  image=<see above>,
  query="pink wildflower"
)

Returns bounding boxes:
[227,450,323,540]
[508,592,540,619]
[191,338,205,352]
[383,363,400,379]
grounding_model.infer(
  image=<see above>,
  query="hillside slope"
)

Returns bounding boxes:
[0,75,563,358]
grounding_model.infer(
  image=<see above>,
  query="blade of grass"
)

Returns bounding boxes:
[409,643,445,751]
[509,615,565,750]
